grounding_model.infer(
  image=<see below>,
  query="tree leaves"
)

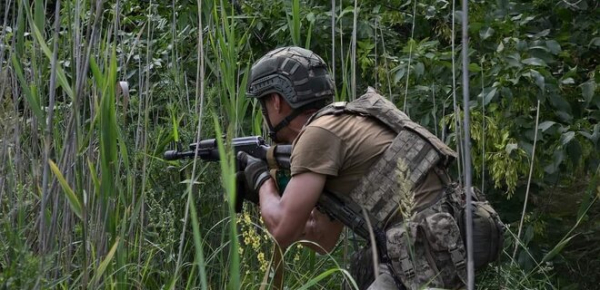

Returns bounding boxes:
[546,40,562,54]
[48,160,82,220]
[539,121,556,132]
[482,87,498,106]
[480,27,495,40]
[560,131,576,146]
[581,81,597,104]
[522,57,547,66]
[529,69,545,91]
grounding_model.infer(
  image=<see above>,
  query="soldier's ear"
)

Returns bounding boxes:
[271,93,282,112]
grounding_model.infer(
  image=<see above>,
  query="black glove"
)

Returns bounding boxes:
[237,151,271,195]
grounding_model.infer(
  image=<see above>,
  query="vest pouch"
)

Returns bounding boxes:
[385,221,444,290]
[459,200,505,269]
[422,212,468,286]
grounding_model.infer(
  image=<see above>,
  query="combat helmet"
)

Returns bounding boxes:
[247,46,334,141]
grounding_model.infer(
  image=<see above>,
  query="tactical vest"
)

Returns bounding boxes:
[306,89,505,289]
[307,88,469,289]
[306,87,457,232]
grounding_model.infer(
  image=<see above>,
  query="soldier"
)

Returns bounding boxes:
[237,46,502,289]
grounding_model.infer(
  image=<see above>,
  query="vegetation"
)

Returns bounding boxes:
[0,0,598,289]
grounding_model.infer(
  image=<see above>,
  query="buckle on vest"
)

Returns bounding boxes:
[400,258,416,279]
[450,247,466,270]
[331,101,347,115]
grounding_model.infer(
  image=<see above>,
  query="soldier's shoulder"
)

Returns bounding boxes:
[308,113,357,129]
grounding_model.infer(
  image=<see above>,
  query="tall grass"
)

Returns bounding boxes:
[1,0,596,289]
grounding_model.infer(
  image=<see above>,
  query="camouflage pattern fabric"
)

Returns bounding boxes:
[385,192,467,290]
[306,88,476,289]
[347,189,467,290]
[246,46,334,109]
[347,247,376,290]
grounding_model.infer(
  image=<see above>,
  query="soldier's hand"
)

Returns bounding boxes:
[237,151,271,194]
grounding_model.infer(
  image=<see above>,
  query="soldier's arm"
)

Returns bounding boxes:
[258,172,342,252]
[300,208,344,254]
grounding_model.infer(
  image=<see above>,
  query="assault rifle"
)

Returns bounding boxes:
[164,136,291,167]
[164,136,382,241]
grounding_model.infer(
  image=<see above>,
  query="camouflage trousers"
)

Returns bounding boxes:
[349,190,466,290]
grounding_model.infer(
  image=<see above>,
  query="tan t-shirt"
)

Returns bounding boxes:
[291,114,443,209]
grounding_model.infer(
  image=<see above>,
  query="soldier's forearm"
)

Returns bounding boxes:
[258,179,303,249]
[300,209,344,254]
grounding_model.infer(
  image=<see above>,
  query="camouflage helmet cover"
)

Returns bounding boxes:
[247,46,334,109]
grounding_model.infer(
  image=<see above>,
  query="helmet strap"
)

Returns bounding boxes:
[259,99,283,143]
[259,99,306,143]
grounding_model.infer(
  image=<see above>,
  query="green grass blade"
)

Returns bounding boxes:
[212,115,240,289]
[33,0,44,34]
[48,160,82,220]
[304,21,314,49]
[541,235,577,264]
[11,55,45,124]
[189,196,208,289]
[296,268,356,290]
[90,237,121,286]
[291,0,301,45]
[25,10,74,99]
[87,158,101,195]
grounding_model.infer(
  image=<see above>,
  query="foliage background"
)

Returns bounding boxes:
[0,0,599,289]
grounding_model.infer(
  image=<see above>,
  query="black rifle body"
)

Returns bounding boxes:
[164,136,373,241]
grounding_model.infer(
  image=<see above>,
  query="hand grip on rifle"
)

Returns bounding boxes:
[163,136,292,212]
[164,137,376,238]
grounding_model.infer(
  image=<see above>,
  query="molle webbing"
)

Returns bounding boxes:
[307,89,457,230]
[350,129,442,225]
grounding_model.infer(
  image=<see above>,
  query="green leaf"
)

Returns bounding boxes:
[547,93,572,116]
[546,40,562,54]
[479,27,495,40]
[579,124,599,144]
[90,237,120,286]
[468,63,481,72]
[530,69,545,91]
[505,143,518,154]
[483,87,497,105]
[541,235,577,263]
[544,150,565,174]
[522,57,547,66]
[297,268,356,290]
[26,11,74,99]
[415,62,425,77]
[581,81,597,104]
[49,160,82,220]
[394,68,406,83]
[560,131,575,146]
[534,29,550,38]
[11,55,45,125]
[529,45,550,53]
[496,41,505,52]
[538,121,556,132]
[505,53,522,68]
[589,37,600,48]
[561,78,575,85]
